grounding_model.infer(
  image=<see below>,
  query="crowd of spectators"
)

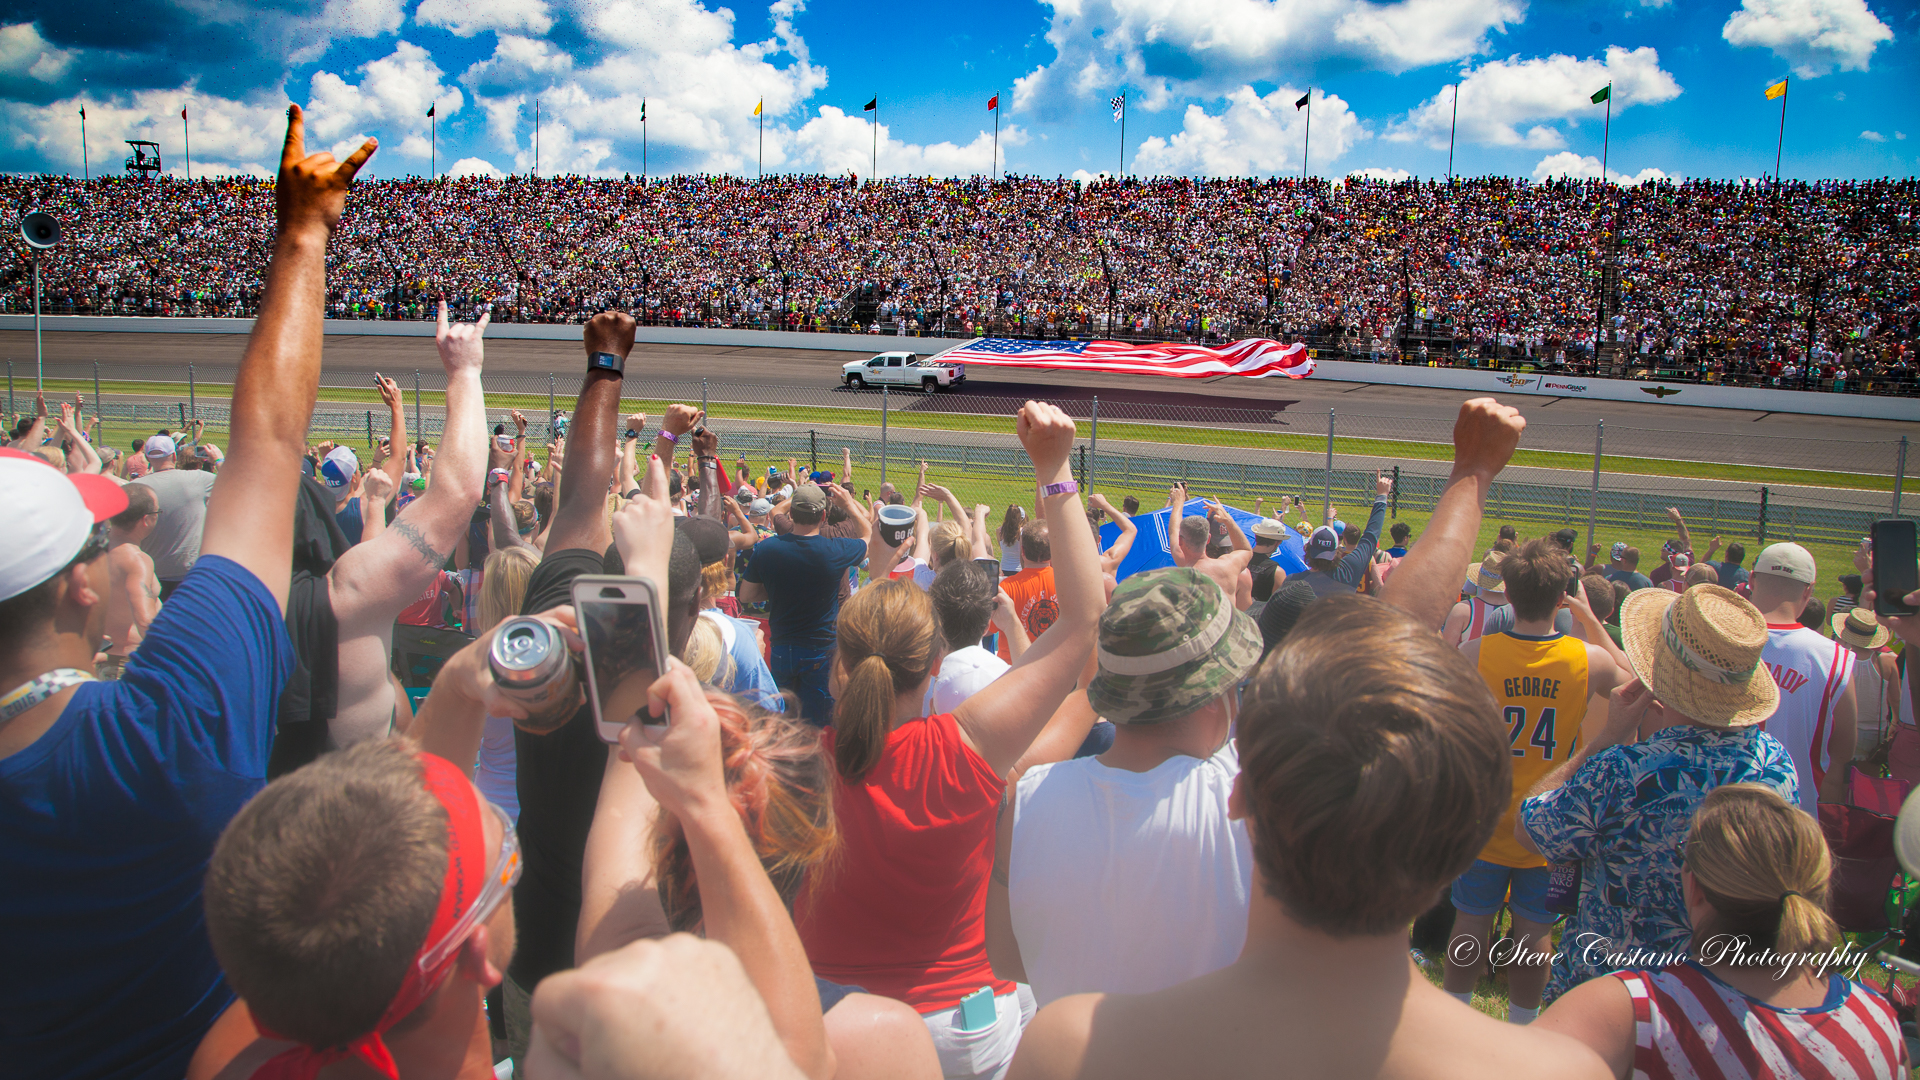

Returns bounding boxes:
[9,107,1920,1080]
[5,171,1917,392]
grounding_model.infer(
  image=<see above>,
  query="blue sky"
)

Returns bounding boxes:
[1,0,1912,182]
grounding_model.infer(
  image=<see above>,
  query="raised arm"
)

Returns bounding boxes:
[549,313,638,554]
[971,504,992,561]
[358,468,393,545]
[1665,507,1693,553]
[509,409,530,503]
[375,373,407,492]
[490,476,535,552]
[910,505,932,565]
[200,106,376,612]
[327,303,491,742]
[618,663,835,1080]
[1379,398,1524,631]
[954,403,1105,777]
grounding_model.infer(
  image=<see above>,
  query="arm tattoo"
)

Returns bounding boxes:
[392,519,450,569]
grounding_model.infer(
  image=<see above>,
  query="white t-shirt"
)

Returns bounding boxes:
[1761,623,1854,813]
[923,645,1009,716]
[1009,740,1253,1008]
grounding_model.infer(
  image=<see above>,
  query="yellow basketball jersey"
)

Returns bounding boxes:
[1476,631,1590,869]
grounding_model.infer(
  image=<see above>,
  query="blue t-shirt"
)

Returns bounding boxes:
[1,556,294,1079]
[742,533,866,649]
[1713,561,1750,588]
[335,496,363,547]
[714,613,785,713]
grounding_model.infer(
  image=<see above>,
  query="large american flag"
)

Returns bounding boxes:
[939,338,1314,379]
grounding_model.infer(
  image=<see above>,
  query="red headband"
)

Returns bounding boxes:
[252,752,488,1080]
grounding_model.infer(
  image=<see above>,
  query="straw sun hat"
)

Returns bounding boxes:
[1471,551,1505,594]
[1831,607,1893,650]
[1619,583,1778,728]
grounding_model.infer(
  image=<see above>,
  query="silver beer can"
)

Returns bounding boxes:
[489,617,582,733]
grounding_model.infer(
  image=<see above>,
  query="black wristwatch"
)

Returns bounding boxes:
[587,351,626,374]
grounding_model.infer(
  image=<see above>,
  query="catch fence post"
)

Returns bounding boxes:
[188,363,196,422]
[1391,465,1400,517]
[1894,436,1908,518]
[1089,395,1099,492]
[1587,420,1603,562]
[7,360,13,417]
[366,411,374,450]
[93,362,101,423]
[1758,487,1769,547]
[1322,409,1335,522]
[702,378,709,419]
[880,387,889,489]
[548,374,555,433]
[1079,445,1088,490]
[810,430,818,471]
[413,370,422,441]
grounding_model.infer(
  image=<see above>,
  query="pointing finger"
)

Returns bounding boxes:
[437,300,449,337]
[280,104,306,173]
[476,308,491,334]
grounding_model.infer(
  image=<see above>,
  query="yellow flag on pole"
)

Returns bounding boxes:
[753,99,763,115]
[1765,78,1788,100]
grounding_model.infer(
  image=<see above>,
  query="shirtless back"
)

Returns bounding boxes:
[104,486,163,673]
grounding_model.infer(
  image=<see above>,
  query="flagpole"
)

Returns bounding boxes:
[1774,77,1788,187]
[182,107,190,180]
[993,98,999,180]
[1301,90,1311,178]
[759,105,764,179]
[79,107,88,182]
[431,103,437,179]
[534,97,540,176]
[872,96,877,179]
[1118,93,1126,177]
[1447,82,1458,181]
[1601,84,1610,186]
[642,100,648,179]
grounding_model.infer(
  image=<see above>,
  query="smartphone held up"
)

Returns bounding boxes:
[573,575,672,742]
[1871,519,1919,618]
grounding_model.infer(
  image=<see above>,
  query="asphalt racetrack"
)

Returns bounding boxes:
[3,330,1904,459]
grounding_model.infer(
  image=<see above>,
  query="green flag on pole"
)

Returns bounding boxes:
[1590,85,1610,104]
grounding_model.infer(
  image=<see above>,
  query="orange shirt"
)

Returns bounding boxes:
[997,565,1057,661]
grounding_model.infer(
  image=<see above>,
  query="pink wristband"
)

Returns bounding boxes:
[658,430,679,444]
[1040,480,1079,497]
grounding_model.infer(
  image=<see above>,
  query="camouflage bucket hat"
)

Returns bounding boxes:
[1087,567,1264,725]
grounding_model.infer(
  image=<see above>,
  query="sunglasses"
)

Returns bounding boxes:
[415,801,521,982]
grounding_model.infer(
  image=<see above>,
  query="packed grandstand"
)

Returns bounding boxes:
[5,172,1917,390]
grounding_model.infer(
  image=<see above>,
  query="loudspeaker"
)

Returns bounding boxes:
[21,211,60,250]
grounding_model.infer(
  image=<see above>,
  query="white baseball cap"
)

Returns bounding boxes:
[144,434,177,460]
[320,446,360,490]
[1753,542,1816,585]
[0,448,129,602]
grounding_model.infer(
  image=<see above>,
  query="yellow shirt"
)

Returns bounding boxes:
[1476,631,1590,869]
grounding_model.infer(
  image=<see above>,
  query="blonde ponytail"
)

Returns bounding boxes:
[1685,783,1840,966]
[832,580,940,783]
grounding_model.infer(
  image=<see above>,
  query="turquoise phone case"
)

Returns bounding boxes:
[958,986,997,1032]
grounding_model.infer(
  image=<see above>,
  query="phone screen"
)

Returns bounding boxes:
[1871,520,1919,617]
[574,577,668,741]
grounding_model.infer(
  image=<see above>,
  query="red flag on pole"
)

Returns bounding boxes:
[987,94,998,111]
[181,108,187,119]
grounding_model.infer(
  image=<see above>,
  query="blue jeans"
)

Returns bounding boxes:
[770,644,835,727]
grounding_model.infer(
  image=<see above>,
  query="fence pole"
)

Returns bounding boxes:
[1322,409,1335,522]
[1089,395,1099,492]
[701,378,709,419]
[188,363,196,422]
[1758,486,1769,547]
[1078,445,1088,490]
[413,369,422,440]
[1586,420,1603,561]
[880,387,889,489]
[548,374,555,432]
[7,360,13,418]
[93,361,101,423]
[1894,436,1908,518]
[1391,465,1400,518]
[366,410,374,450]
[810,430,817,472]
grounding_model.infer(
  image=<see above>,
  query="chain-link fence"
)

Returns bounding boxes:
[10,358,1910,553]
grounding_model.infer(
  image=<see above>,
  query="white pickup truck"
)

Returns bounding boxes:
[841,351,967,392]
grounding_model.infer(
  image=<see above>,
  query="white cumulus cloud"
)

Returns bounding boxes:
[0,23,75,85]
[308,42,466,175]
[1131,86,1364,176]
[1386,47,1681,151]
[1722,0,1894,77]
[1532,152,1672,185]
[783,107,1028,177]
[1347,167,1413,182]
[448,155,506,177]
[416,0,555,37]
[1011,0,1524,119]
[1861,130,1886,141]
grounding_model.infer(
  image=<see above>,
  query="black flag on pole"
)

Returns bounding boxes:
[427,103,436,117]
[1295,91,1310,110]
[864,98,877,112]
